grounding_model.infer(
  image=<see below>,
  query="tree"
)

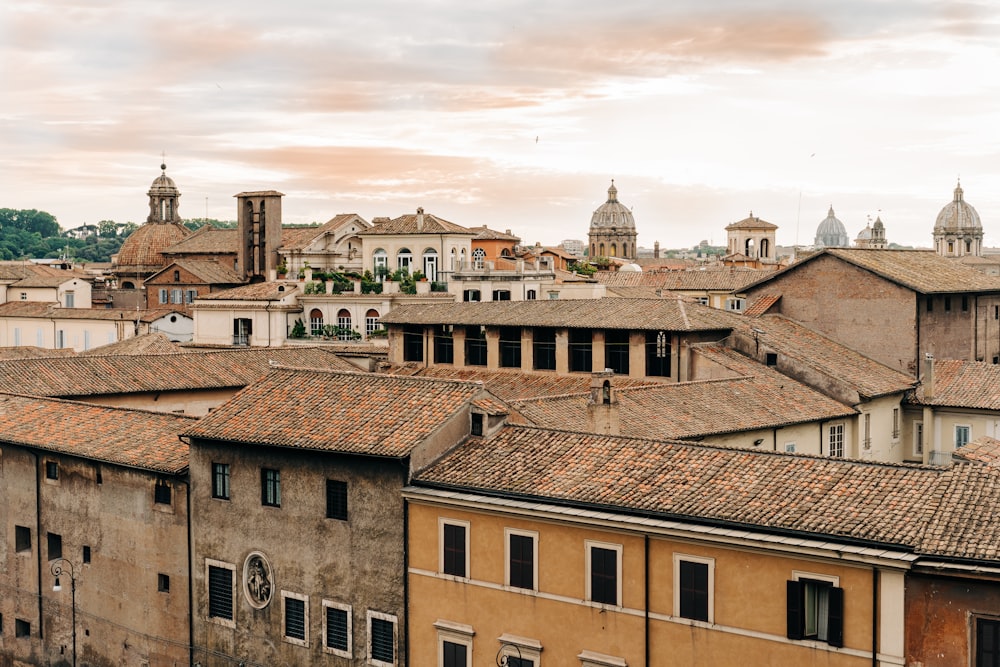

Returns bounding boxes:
[97,220,119,238]
[0,208,60,236]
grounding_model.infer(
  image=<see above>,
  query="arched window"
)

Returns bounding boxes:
[526,289,537,300]
[122,281,135,289]
[373,249,388,280]
[365,309,381,337]
[622,243,628,257]
[599,243,606,256]
[500,248,512,258]
[423,248,438,282]
[966,239,972,253]
[745,239,756,257]
[760,238,770,258]
[397,248,412,273]
[460,248,467,268]
[472,248,486,269]
[309,308,324,336]
[591,243,596,256]
[450,247,458,270]
[337,309,352,340]
[610,244,617,257]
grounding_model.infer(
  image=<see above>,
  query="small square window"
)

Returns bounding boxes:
[45,461,58,480]
[765,352,778,366]
[15,525,31,552]
[326,479,348,521]
[158,573,170,593]
[47,532,62,560]
[82,545,91,564]
[154,479,172,505]
[15,618,30,638]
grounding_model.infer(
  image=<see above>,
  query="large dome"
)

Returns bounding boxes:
[935,181,981,231]
[814,206,849,247]
[590,182,635,230]
[115,221,191,276]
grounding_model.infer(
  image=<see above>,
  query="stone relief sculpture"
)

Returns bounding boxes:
[243,552,273,608]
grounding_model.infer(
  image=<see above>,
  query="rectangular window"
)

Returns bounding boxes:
[492,289,511,301]
[15,525,31,552]
[499,327,522,368]
[64,291,74,308]
[326,479,348,521]
[48,532,62,560]
[403,325,424,362]
[532,328,557,371]
[914,421,924,456]
[471,413,484,436]
[186,289,198,304]
[443,640,469,667]
[366,315,381,336]
[159,288,168,305]
[441,519,469,578]
[212,462,230,500]
[45,460,58,480]
[526,289,537,300]
[324,601,352,657]
[506,529,537,591]
[282,591,308,645]
[158,573,170,593]
[368,611,397,666]
[587,541,621,606]
[675,555,714,622]
[604,330,630,375]
[976,617,1000,667]
[465,326,487,366]
[828,424,845,458]
[963,296,970,312]
[725,297,745,312]
[863,413,871,450]
[645,330,671,377]
[784,442,797,453]
[82,545,91,564]
[463,289,481,302]
[787,574,843,647]
[233,318,252,346]
[569,329,593,372]
[15,618,30,638]
[207,561,235,623]
[956,425,971,448]
[154,478,172,505]
[171,288,183,304]
[434,326,454,364]
[892,408,900,439]
[262,468,281,507]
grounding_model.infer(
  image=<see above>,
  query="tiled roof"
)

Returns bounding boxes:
[911,359,1000,409]
[391,366,656,402]
[0,347,355,397]
[0,346,76,360]
[734,315,915,399]
[161,226,237,255]
[149,259,244,284]
[79,332,183,356]
[358,211,474,236]
[0,263,77,282]
[199,281,299,301]
[380,297,743,332]
[115,222,192,273]
[184,368,490,457]
[953,437,1000,466]
[596,269,762,291]
[747,248,1000,294]
[12,272,89,287]
[469,226,521,242]
[0,302,186,323]
[511,357,855,439]
[0,393,191,473]
[280,214,370,251]
[726,214,778,230]
[743,294,780,317]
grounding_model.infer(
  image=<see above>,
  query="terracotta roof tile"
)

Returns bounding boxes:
[280,214,370,251]
[953,437,1000,466]
[743,294,780,317]
[0,301,186,322]
[149,259,244,284]
[199,281,300,301]
[469,226,521,242]
[911,359,1000,409]
[78,332,183,356]
[161,226,237,255]
[596,268,763,291]
[358,211,474,236]
[0,393,191,473]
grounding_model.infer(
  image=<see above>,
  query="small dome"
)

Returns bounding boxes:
[814,205,849,248]
[619,263,642,273]
[856,224,873,241]
[590,181,636,230]
[115,221,191,276]
[148,163,179,196]
[935,181,981,231]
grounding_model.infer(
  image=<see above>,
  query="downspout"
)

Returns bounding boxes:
[915,296,921,377]
[773,428,778,452]
[31,449,44,639]
[644,535,650,667]
[871,567,879,667]
[179,470,195,667]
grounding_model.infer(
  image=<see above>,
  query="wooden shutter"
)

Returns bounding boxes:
[827,586,844,648]
[786,580,803,640]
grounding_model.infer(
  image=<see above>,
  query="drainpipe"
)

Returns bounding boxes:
[178,470,195,667]
[871,567,879,667]
[644,535,650,667]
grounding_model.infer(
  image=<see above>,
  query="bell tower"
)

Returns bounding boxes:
[236,191,284,282]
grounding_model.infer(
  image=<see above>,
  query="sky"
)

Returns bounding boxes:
[2,0,1000,251]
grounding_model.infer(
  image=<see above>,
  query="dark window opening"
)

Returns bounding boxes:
[533,328,556,370]
[492,289,511,301]
[434,327,454,364]
[443,523,467,577]
[212,462,230,500]
[499,327,521,368]
[679,560,709,621]
[465,326,487,366]
[48,532,62,560]
[82,545,91,564]
[370,617,395,663]
[15,525,30,552]
[208,565,234,620]
[158,573,170,593]
[963,296,970,312]
[590,546,618,605]
[462,289,481,302]
[45,461,58,480]
[261,468,281,507]
[15,619,30,638]
[154,479,172,505]
[233,318,252,346]
[471,413,484,436]
[786,579,843,647]
[526,289,537,300]
[569,329,593,372]
[645,330,671,377]
[766,352,778,367]
[402,325,424,362]
[926,297,933,312]
[326,606,349,651]
[509,533,534,589]
[945,296,952,312]
[284,596,306,640]
[976,617,1000,667]
[443,641,468,667]
[326,479,348,521]
[605,330,630,375]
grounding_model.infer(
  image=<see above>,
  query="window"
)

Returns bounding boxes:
[725,297,745,312]
[506,529,537,591]
[862,413,871,450]
[326,479,348,521]
[976,617,1000,667]
[397,248,413,273]
[373,249,388,279]
[497,634,542,667]
[207,560,235,624]
[548,291,560,300]
[963,296,970,312]
[185,289,197,304]
[828,424,844,458]
[323,601,352,657]
[15,618,30,638]
[604,330,629,375]
[766,352,778,367]
[533,328,556,371]
[442,640,469,667]
[786,574,843,647]
[463,289,481,302]
[45,460,58,480]
[784,442,797,453]
[282,591,309,646]
[158,573,170,593]
[154,478,172,505]
[892,408,900,439]
[569,329,593,373]
[423,249,439,282]
[675,554,714,622]
[366,310,381,337]
[956,425,971,448]
[262,468,281,507]
[436,621,474,667]
[403,325,424,362]
[82,545,91,564]
[159,288,169,305]
[64,291,74,308]
[471,413,484,436]
[914,421,924,456]
[173,270,180,282]
[694,297,709,305]
[337,309,352,340]
[492,289,511,301]
[171,288,183,304]
[587,541,621,606]
[499,327,521,368]
[212,462,230,500]
[15,525,30,552]
[441,519,469,578]
[526,289,537,300]
[48,532,62,560]
[472,247,486,269]
[465,326,487,366]
[233,318,252,346]
[368,611,397,666]
[434,326,454,364]
[310,308,324,336]
[645,330,670,377]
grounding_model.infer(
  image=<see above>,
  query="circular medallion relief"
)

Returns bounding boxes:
[243,551,274,609]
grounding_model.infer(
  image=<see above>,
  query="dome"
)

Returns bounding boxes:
[115,221,191,276]
[814,205,849,247]
[148,163,179,196]
[590,181,636,230]
[935,181,981,231]
[619,262,642,273]
[856,224,872,241]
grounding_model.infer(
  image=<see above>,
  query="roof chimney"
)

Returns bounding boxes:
[416,207,424,231]
[923,353,935,400]
[587,370,620,435]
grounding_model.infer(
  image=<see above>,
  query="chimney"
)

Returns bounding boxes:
[654,241,660,259]
[923,353,934,400]
[416,207,424,231]
[372,216,390,226]
[587,370,620,435]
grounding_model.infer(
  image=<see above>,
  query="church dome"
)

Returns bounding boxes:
[148,163,179,196]
[856,224,872,241]
[115,221,191,276]
[814,205,849,247]
[619,262,642,273]
[590,181,636,230]
[935,181,981,231]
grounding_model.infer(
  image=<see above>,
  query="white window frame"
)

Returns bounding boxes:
[914,421,924,456]
[322,600,352,658]
[891,407,900,440]
[673,553,715,623]
[497,633,542,666]
[439,518,471,579]
[367,610,398,667]
[784,442,796,453]
[955,424,971,448]
[828,423,845,458]
[205,558,236,629]
[504,528,539,592]
[862,413,871,451]
[578,650,627,667]
[64,291,74,308]
[435,619,474,667]
[791,570,841,642]
[584,539,622,607]
[281,589,309,647]
[725,297,745,312]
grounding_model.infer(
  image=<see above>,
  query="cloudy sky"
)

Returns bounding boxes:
[2,0,999,250]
